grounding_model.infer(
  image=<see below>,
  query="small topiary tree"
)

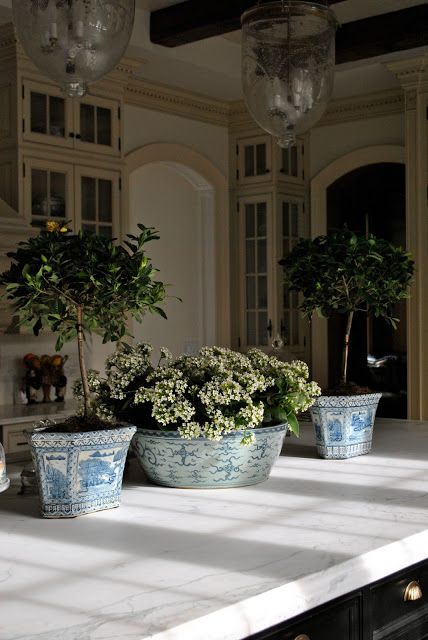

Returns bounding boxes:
[0,221,167,420]
[280,229,414,388]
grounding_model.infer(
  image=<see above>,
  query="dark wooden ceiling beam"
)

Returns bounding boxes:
[150,0,341,48]
[150,2,428,67]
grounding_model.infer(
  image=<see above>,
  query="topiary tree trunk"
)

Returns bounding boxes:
[341,311,354,386]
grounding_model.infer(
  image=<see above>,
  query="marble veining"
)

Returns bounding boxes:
[0,419,427,640]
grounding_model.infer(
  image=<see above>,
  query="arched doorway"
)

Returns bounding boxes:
[327,163,407,417]
[310,145,409,411]
[125,143,230,354]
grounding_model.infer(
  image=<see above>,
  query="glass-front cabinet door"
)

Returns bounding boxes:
[238,195,273,351]
[278,139,305,183]
[23,80,73,148]
[23,157,74,228]
[237,136,272,184]
[73,96,120,156]
[277,194,310,360]
[237,193,310,362]
[75,167,119,238]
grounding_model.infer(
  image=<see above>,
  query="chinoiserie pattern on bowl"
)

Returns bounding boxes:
[310,393,382,459]
[26,424,136,518]
[132,424,287,488]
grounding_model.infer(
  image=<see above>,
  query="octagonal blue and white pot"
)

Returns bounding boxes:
[310,393,382,459]
[132,424,287,488]
[26,423,136,518]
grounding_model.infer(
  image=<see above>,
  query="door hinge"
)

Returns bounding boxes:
[23,163,25,178]
[118,137,121,152]
[22,85,24,100]
[118,106,121,120]
[236,144,239,155]
[236,169,239,180]
[22,119,25,133]
[119,177,122,191]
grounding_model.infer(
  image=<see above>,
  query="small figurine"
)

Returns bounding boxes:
[23,353,42,404]
[51,354,68,402]
[41,354,53,402]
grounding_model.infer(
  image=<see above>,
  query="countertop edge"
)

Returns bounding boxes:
[147,529,428,640]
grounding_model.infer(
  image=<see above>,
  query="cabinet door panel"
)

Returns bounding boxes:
[237,136,272,184]
[23,157,74,229]
[75,167,120,238]
[239,195,273,350]
[74,96,120,156]
[252,596,360,640]
[23,80,73,148]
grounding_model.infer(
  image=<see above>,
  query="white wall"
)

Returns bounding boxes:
[129,163,204,357]
[123,105,229,173]
[0,333,79,407]
[310,113,404,178]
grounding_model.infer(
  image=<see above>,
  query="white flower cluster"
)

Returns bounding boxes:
[90,345,321,445]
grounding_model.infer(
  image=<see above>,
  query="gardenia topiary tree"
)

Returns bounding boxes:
[0,222,167,420]
[280,230,414,388]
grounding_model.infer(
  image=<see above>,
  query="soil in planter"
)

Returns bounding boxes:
[43,414,119,434]
[322,383,373,396]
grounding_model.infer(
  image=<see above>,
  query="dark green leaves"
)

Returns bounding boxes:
[280,230,415,325]
[0,224,168,349]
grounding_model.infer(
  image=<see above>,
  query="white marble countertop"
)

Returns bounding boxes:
[0,419,427,640]
[0,401,77,425]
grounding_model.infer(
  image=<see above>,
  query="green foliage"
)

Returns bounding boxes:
[280,230,414,327]
[0,223,167,351]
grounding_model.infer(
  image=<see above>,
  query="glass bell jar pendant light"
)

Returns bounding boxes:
[12,0,135,97]
[241,1,338,148]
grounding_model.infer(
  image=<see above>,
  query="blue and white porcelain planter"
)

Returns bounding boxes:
[27,424,136,518]
[132,424,287,488]
[310,393,382,459]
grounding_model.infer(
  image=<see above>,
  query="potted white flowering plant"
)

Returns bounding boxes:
[88,344,320,488]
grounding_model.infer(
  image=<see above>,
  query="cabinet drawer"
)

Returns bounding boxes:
[254,595,360,640]
[1,423,33,456]
[371,562,428,631]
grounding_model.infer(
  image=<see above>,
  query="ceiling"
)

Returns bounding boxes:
[0,0,426,103]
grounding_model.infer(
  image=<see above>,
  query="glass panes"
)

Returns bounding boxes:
[281,145,299,177]
[97,107,112,146]
[80,103,112,146]
[31,169,48,216]
[244,200,269,347]
[98,179,112,222]
[256,144,267,174]
[99,226,113,239]
[242,142,268,178]
[245,204,255,237]
[31,168,66,225]
[81,175,114,236]
[282,198,303,346]
[246,240,255,272]
[81,177,96,221]
[258,311,268,346]
[49,96,65,136]
[244,145,254,177]
[30,93,47,134]
[257,202,267,235]
[50,172,66,217]
[80,103,95,143]
[30,92,65,137]
[246,276,256,309]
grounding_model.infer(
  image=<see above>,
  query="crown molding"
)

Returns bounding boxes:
[386,55,428,90]
[124,77,230,127]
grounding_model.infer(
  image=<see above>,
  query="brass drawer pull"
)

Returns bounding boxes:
[404,580,423,602]
[294,635,311,640]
